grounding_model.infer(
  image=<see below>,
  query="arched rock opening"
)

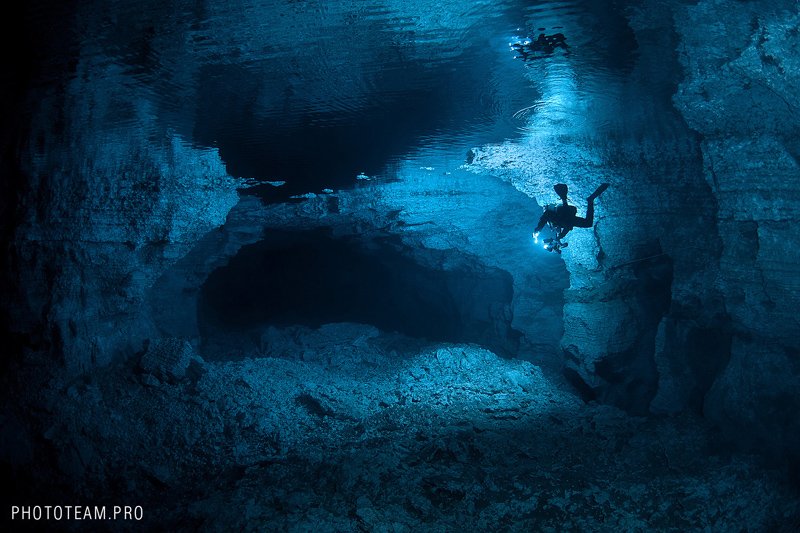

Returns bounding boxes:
[197,228,521,359]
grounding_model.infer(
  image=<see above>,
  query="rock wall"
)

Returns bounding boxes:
[9,49,240,373]
[672,0,800,457]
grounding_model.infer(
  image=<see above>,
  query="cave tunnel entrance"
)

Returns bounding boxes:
[197,228,521,359]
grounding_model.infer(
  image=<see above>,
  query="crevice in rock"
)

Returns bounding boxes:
[562,366,596,403]
[685,322,732,411]
[563,240,675,415]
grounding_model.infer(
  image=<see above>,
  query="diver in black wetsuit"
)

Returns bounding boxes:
[511,32,569,61]
[534,183,609,239]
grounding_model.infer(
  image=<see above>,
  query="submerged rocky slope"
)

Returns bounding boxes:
[11,336,799,530]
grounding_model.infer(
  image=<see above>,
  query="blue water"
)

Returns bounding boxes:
[26,0,645,199]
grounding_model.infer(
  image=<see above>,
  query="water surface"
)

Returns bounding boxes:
[24,0,661,198]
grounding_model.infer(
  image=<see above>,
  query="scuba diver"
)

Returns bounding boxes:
[533,183,609,253]
[511,32,569,61]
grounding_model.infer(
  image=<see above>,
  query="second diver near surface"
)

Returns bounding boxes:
[533,183,609,253]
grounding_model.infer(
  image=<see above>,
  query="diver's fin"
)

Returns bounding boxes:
[588,183,610,201]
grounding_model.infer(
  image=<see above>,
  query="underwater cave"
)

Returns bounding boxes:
[3,0,800,530]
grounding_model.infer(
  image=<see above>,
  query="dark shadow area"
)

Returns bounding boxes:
[197,229,521,358]
[192,51,531,203]
[192,61,432,200]
[0,0,82,375]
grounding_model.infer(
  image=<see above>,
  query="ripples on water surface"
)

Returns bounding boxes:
[26,0,678,197]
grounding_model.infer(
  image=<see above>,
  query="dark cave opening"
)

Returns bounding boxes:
[197,228,521,359]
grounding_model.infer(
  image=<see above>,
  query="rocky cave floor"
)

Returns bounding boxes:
[12,324,800,532]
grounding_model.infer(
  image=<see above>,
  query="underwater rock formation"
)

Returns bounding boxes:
[12,340,799,530]
[466,0,800,460]
[8,48,240,373]
[3,0,799,529]
[672,0,800,458]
